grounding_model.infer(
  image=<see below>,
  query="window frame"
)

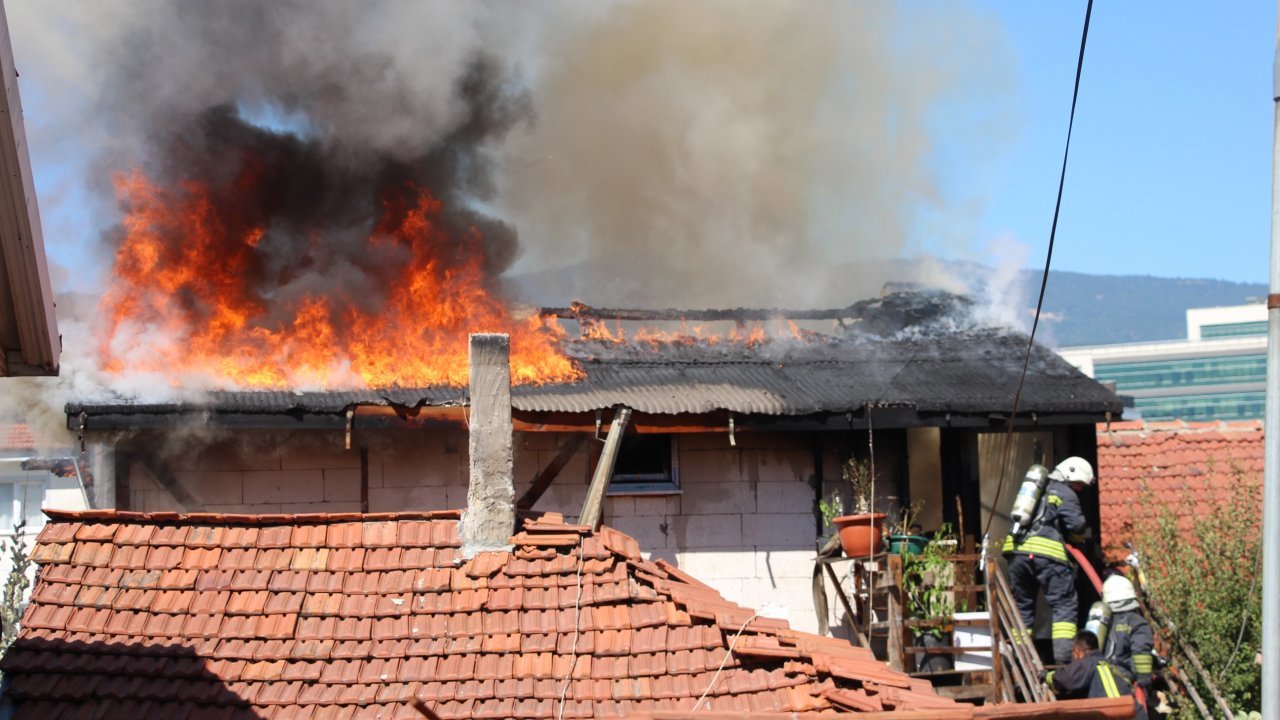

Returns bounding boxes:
[607,434,681,496]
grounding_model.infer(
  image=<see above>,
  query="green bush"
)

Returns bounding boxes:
[0,519,31,669]
[1132,466,1261,716]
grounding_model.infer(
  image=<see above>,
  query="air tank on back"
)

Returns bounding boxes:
[1008,464,1051,541]
[1084,601,1113,648]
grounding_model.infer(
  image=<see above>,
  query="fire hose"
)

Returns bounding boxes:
[1066,544,1150,713]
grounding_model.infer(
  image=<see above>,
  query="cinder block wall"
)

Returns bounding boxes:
[114,427,825,633]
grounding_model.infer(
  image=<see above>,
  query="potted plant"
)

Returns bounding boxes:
[818,488,843,546]
[831,457,885,557]
[887,501,929,555]
[903,523,957,673]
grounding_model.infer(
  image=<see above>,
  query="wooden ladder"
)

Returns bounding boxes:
[986,560,1055,704]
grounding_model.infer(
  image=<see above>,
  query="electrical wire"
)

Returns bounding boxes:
[555,535,587,720]
[691,612,760,711]
[985,0,1095,539]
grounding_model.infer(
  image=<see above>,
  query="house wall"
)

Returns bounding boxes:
[104,427,831,634]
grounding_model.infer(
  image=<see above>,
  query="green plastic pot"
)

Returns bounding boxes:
[888,534,930,555]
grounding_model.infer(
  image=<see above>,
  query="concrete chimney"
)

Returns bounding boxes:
[458,333,515,557]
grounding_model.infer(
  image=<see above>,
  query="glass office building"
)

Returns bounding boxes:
[1057,304,1267,422]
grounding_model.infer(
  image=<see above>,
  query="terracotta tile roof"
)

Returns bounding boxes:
[1097,419,1263,561]
[0,423,35,451]
[1,509,959,718]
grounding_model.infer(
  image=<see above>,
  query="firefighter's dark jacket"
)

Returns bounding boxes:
[1107,609,1156,685]
[1049,651,1131,699]
[1002,480,1088,564]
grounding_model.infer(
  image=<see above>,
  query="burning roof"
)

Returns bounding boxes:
[5,509,959,717]
[67,293,1121,429]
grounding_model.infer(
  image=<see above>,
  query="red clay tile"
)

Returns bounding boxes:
[399,547,437,569]
[266,570,309,592]
[221,526,260,548]
[291,638,335,660]
[156,568,199,590]
[144,545,185,570]
[364,547,402,571]
[291,547,329,571]
[151,590,195,614]
[150,525,190,545]
[73,522,119,542]
[334,616,372,640]
[361,520,397,547]
[290,524,328,548]
[140,613,184,638]
[180,613,223,639]
[193,568,237,591]
[259,613,299,639]
[339,594,378,617]
[180,547,222,570]
[221,547,260,570]
[264,591,304,615]
[307,568,348,591]
[229,570,273,590]
[257,525,293,548]
[326,522,363,548]
[226,591,269,615]
[36,522,79,544]
[328,548,365,571]
[256,548,296,571]
[298,616,338,640]
[186,525,224,548]
[221,614,261,639]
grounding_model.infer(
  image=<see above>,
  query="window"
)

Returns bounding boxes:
[608,435,680,495]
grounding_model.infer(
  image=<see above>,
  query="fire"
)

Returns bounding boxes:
[576,317,802,349]
[100,170,581,389]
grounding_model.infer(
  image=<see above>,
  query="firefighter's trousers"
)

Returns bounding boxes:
[1006,553,1077,664]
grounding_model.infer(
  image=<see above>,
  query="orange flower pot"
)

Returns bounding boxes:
[833,513,886,557]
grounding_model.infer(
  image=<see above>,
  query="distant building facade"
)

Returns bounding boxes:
[1058,303,1266,421]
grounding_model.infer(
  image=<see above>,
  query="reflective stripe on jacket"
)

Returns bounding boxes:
[1106,609,1155,684]
[1002,480,1088,565]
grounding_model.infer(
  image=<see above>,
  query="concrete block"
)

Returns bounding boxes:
[242,470,325,505]
[740,449,810,484]
[756,548,820,580]
[740,513,815,548]
[193,436,282,472]
[369,485,449,513]
[279,501,363,513]
[675,550,757,581]
[323,468,362,503]
[667,514,743,549]
[513,446,542,488]
[631,495,680,517]
[203,503,283,514]
[676,450,741,484]
[382,449,459,488]
[603,496,634,517]
[608,515,671,554]
[756,481,814,514]
[680,481,754,515]
[280,437,361,470]
[175,471,244,506]
[530,483,588,516]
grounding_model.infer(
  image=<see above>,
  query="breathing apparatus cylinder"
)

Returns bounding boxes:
[1084,601,1113,648]
[1008,464,1051,540]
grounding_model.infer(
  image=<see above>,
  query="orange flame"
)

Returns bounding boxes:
[100,170,581,389]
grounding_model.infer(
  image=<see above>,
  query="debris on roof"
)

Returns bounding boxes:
[3,509,963,718]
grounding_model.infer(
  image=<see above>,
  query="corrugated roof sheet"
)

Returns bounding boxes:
[66,330,1120,421]
[3,509,960,717]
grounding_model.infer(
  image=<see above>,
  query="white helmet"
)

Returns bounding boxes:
[1050,456,1095,485]
[1102,574,1137,606]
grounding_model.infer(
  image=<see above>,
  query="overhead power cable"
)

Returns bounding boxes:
[985,0,1094,540]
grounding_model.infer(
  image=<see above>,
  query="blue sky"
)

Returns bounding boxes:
[16,2,1277,290]
[974,1,1273,284]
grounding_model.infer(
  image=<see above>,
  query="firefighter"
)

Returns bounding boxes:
[1101,574,1155,690]
[1046,631,1147,720]
[1002,456,1093,664]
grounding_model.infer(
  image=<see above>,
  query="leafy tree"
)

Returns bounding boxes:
[1132,467,1261,717]
[0,519,31,669]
